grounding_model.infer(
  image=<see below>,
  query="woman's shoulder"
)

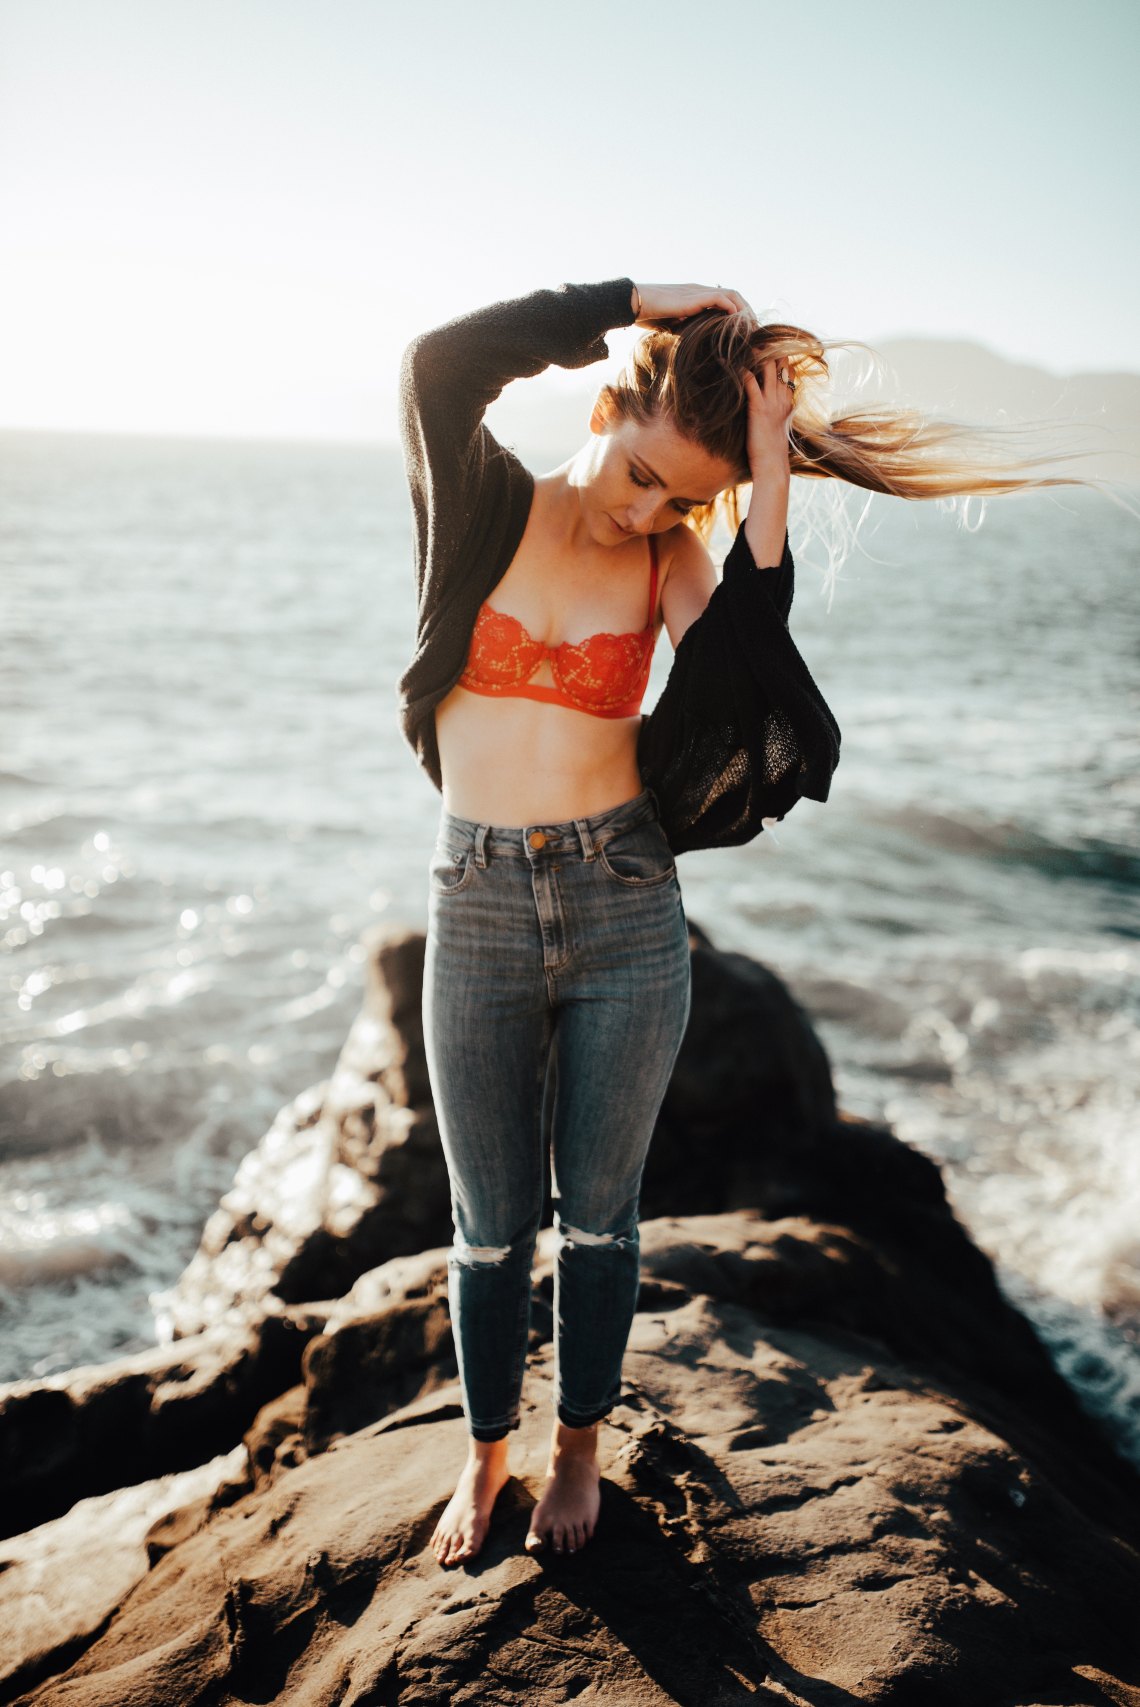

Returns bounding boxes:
[657,521,720,606]
[654,522,721,647]
[658,520,715,581]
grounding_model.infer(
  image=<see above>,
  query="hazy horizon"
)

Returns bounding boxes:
[4,327,1137,493]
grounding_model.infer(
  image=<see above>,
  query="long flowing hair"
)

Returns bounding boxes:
[592,309,1136,603]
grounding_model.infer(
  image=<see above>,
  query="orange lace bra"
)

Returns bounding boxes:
[458,535,659,718]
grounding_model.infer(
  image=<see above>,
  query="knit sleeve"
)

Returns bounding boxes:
[636,526,841,854]
[398,278,637,607]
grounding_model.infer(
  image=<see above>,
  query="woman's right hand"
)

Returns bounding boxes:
[631,281,755,326]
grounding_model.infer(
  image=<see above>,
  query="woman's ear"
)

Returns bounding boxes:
[589,392,608,436]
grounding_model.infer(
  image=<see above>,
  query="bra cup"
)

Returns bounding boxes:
[552,633,651,711]
[463,605,545,685]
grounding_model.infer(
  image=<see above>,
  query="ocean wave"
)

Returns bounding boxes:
[861,801,1140,887]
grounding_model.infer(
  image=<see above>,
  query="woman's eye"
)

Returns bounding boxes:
[629,465,693,515]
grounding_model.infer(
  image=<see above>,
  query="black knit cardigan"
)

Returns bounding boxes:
[396,276,841,854]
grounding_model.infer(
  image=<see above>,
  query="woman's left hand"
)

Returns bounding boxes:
[742,359,794,568]
[743,359,795,478]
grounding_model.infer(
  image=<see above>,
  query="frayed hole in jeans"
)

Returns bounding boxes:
[451,1236,511,1267]
[557,1223,630,1249]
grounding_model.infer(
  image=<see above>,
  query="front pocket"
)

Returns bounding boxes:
[597,821,677,888]
[428,844,475,896]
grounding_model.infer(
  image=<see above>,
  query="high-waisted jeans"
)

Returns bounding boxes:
[422,785,692,1442]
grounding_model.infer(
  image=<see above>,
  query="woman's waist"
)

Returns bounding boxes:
[435,689,644,827]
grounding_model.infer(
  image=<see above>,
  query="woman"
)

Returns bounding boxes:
[397,277,1092,1568]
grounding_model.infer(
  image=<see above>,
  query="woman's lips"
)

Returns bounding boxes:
[609,514,633,535]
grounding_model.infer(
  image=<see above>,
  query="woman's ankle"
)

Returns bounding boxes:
[468,1432,512,1463]
[550,1416,600,1458]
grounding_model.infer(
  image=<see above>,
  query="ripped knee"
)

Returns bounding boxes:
[451,1232,512,1267]
[557,1219,636,1250]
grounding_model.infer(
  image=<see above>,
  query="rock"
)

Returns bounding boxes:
[663,918,837,1141]
[301,1250,456,1452]
[0,1309,319,1540]
[5,1210,1138,1705]
[0,1444,248,1703]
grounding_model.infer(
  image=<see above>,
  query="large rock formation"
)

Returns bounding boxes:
[2,920,1137,1705]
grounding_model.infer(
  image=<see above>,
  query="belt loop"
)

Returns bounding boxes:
[575,818,596,861]
[474,824,490,868]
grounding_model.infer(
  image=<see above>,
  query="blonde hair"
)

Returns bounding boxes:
[593,309,1135,602]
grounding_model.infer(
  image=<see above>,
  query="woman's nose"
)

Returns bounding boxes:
[627,497,660,532]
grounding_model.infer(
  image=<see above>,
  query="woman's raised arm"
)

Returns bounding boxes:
[398,278,637,508]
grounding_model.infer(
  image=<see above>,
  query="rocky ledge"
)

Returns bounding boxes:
[1,920,1137,1706]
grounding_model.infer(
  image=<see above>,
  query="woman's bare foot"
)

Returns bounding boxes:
[524,1418,602,1555]
[431,1435,512,1567]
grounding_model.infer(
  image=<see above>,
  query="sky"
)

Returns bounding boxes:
[0,0,1137,442]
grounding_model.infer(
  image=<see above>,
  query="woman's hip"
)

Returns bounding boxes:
[426,785,688,973]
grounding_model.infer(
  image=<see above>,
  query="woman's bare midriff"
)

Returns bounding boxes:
[436,686,646,826]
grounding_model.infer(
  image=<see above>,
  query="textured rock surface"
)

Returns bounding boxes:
[2,920,1139,1705]
[0,1309,321,1540]
[0,1446,249,1699]
[5,1213,1139,1705]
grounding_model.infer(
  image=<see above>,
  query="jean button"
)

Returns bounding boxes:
[528,830,547,850]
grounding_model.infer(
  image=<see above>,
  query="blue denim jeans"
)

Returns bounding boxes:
[422,785,692,1442]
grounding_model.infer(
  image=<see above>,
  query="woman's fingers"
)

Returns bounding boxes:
[635,283,757,324]
[749,360,796,416]
[709,286,754,317]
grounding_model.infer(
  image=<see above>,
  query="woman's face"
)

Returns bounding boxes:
[579,406,742,544]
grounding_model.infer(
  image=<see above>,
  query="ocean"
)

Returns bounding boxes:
[2,427,1138,1468]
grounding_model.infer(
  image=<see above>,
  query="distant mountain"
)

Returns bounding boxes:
[851,338,1140,485]
[484,336,1140,487]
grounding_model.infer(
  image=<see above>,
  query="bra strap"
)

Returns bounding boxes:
[647,534,659,627]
